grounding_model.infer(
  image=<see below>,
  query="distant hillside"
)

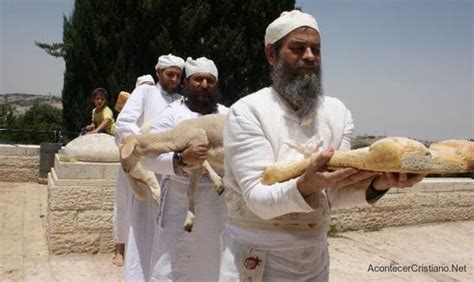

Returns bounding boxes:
[352,135,433,149]
[0,93,62,114]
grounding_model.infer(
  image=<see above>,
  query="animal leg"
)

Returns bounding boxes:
[120,129,206,197]
[202,160,224,195]
[124,172,147,201]
[127,162,161,204]
[120,137,142,173]
[120,130,201,173]
[183,167,203,232]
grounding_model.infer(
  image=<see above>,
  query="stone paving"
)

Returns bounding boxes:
[1,182,472,281]
[0,182,121,281]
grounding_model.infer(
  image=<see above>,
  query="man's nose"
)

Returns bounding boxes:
[200,79,209,89]
[302,47,316,62]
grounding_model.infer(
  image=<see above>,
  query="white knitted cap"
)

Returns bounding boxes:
[155,53,185,70]
[264,10,319,46]
[135,74,155,87]
[185,57,218,81]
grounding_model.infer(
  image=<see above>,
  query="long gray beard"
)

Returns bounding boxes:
[271,61,323,120]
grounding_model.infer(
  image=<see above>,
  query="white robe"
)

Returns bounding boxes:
[220,87,370,281]
[140,100,229,281]
[114,83,181,282]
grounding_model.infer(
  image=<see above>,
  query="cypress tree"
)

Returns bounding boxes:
[38,0,295,132]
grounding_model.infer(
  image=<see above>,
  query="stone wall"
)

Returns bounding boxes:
[0,144,39,182]
[331,179,474,232]
[41,145,473,254]
[47,155,118,255]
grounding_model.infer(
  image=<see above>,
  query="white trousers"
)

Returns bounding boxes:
[149,177,227,281]
[113,169,131,244]
[124,187,159,282]
[219,229,329,282]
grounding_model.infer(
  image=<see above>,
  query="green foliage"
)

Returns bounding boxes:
[327,224,341,238]
[58,154,78,162]
[0,103,62,144]
[0,105,17,127]
[23,103,62,130]
[47,0,295,132]
[34,41,65,57]
[167,0,296,105]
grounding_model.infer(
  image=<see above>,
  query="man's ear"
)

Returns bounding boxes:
[264,44,277,66]
[156,69,162,80]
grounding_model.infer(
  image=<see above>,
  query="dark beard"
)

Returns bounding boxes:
[182,84,221,115]
[161,83,178,94]
[271,59,323,120]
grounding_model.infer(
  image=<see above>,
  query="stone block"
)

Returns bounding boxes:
[48,211,77,233]
[48,185,76,211]
[0,144,27,156]
[0,155,39,168]
[100,232,115,253]
[103,164,120,179]
[409,181,452,192]
[437,192,474,207]
[102,186,115,210]
[375,192,438,209]
[332,205,474,232]
[48,232,100,255]
[77,210,113,232]
[404,179,474,193]
[450,181,474,192]
[49,168,115,187]
[54,161,104,179]
[25,145,40,156]
[412,206,474,222]
[333,192,439,214]
[0,167,38,182]
[53,155,120,180]
[76,187,105,210]
[48,185,103,210]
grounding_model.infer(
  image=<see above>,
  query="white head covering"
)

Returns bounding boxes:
[185,57,218,81]
[264,10,319,46]
[135,74,155,87]
[155,53,185,70]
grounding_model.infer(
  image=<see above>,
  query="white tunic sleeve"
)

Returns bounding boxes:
[141,103,229,176]
[139,105,176,176]
[325,109,369,209]
[115,86,147,142]
[224,106,315,220]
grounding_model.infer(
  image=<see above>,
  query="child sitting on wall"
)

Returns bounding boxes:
[82,87,116,135]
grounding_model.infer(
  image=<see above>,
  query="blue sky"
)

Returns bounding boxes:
[0,0,472,140]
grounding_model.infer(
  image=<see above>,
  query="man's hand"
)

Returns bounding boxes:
[372,172,426,191]
[181,140,209,166]
[297,149,379,197]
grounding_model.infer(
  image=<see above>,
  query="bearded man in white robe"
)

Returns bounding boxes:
[140,57,228,281]
[219,10,425,281]
[114,53,185,281]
